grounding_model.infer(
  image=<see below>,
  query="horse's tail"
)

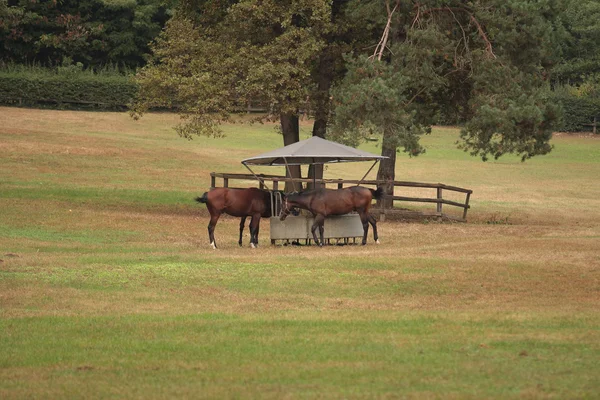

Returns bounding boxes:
[195,192,209,204]
[369,186,385,200]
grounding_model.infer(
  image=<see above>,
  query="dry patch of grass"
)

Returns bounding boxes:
[1,107,600,398]
[2,214,598,317]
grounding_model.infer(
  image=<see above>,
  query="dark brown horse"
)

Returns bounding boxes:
[280,186,384,246]
[195,187,272,249]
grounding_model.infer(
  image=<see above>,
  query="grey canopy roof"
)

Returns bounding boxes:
[241,136,387,166]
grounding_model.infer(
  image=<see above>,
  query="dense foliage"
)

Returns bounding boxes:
[552,0,600,84]
[552,81,600,132]
[548,0,600,131]
[0,0,171,70]
[330,0,565,166]
[132,0,356,189]
[132,0,345,137]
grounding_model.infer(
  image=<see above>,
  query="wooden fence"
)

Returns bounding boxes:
[583,115,598,134]
[210,172,473,222]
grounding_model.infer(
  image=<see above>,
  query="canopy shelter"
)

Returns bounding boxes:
[241,136,387,190]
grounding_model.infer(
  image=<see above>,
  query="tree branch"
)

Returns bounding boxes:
[369,0,400,61]
[411,5,496,59]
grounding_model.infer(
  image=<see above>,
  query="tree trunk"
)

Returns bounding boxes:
[376,127,397,209]
[280,113,302,192]
[307,49,335,189]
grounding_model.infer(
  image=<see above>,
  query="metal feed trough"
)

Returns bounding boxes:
[268,191,365,245]
[241,136,387,245]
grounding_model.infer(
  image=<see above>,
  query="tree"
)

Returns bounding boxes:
[549,0,600,132]
[0,0,171,70]
[134,0,564,198]
[551,0,600,85]
[327,0,562,205]
[133,0,359,190]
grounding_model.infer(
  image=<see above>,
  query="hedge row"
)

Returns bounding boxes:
[0,68,138,110]
[2,67,599,132]
[552,92,600,132]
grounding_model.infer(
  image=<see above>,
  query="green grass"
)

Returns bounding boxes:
[1,107,599,399]
[1,314,597,398]
[0,185,193,209]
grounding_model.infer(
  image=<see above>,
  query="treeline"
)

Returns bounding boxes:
[0,0,170,110]
[0,0,170,70]
[1,0,599,131]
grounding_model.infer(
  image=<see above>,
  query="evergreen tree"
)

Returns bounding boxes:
[552,0,600,84]
[0,0,171,70]
[549,0,600,132]
[328,0,562,204]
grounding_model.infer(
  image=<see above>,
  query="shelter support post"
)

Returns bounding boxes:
[283,158,298,192]
[242,162,268,189]
[357,160,379,186]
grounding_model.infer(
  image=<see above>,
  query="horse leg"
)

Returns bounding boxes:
[255,221,260,246]
[368,213,380,244]
[311,214,325,246]
[239,216,247,247]
[208,212,220,249]
[359,212,369,245]
[249,215,261,248]
[319,223,325,246]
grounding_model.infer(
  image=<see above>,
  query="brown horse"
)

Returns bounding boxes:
[280,186,384,246]
[195,187,272,249]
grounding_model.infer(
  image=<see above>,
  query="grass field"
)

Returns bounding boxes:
[1,106,599,399]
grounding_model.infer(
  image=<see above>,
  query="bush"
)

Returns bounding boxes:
[0,64,138,110]
[552,83,600,132]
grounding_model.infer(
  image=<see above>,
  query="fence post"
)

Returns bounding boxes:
[273,180,279,191]
[436,188,443,215]
[462,192,471,221]
[211,174,216,189]
[224,178,229,188]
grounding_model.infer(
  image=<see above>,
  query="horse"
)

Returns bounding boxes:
[280,186,384,246]
[195,187,273,249]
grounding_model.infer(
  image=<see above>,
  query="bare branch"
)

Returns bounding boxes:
[469,13,495,59]
[369,0,401,62]
[412,5,496,59]
[411,3,421,29]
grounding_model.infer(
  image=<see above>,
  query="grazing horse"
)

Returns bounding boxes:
[280,186,384,246]
[195,187,272,249]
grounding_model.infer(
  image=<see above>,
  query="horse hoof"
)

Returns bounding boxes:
[250,243,256,249]
[210,242,217,250]
[376,239,380,245]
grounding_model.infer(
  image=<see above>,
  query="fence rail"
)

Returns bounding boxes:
[210,172,473,222]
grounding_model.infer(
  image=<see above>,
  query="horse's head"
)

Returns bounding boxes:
[279,195,300,220]
[280,196,292,221]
